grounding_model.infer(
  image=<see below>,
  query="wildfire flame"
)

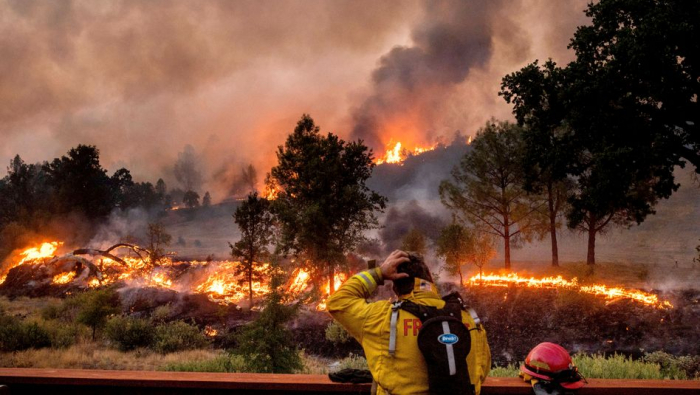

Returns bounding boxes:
[204,326,218,337]
[194,262,271,305]
[467,273,672,309]
[18,242,62,266]
[52,271,76,285]
[1,241,64,285]
[375,141,438,165]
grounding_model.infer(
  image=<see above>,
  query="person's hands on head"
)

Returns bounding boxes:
[380,250,410,281]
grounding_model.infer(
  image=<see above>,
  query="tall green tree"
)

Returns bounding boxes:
[230,193,273,309]
[570,0,699,172]
[439,120,541,270]
[500,60,572,267]
[44,145,114,219]
[269,114,386,293]
[559,0,691,264]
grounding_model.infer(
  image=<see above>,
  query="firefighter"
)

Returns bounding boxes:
[327,250,490,395]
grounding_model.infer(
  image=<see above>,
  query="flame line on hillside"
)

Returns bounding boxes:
[467,273,673,309]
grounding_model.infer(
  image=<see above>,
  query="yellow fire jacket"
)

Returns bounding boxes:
[327,268,491,395]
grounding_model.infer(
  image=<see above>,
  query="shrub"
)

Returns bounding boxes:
[231,273,302,373]
[44,320,80,349]
[0,316,51,351]
[68,288,121,339]
[161,354,247,373]
[105,316,154,351]
[325,321,350,344]
[40,303,63,321]
[337,354,368,370]
[644,351,700,379]
[573,353,672,380]
[153,320,208,354]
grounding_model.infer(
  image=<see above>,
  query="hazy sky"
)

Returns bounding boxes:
[0,0,590,199]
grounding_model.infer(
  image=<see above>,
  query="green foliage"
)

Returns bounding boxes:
[40,302,63,321]
[644,351,700,380]
[500,60,572,267]
[574,353,679,380]
[569,0,699,172]
[325,320,351,344]
[269,114,387,291]
[105,316,155,351]
[43,320,80,349]
[44,145,115,218]
[161,354,247,373]
[489,364,519,377]
[0,315,51,351]
[68,288,121,340]
[153,320,208,354]
[232,272,302,373]
[230,192,273,309]
[336,354,368,371]
[489,353,698,380]
[440,120,539,269]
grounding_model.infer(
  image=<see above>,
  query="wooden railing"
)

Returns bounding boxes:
[0,369,699,394]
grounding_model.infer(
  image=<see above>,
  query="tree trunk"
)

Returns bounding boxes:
[248,266,253,310]
[328,264,335,294]
[458,265,464,287]
[504,222,511,270]
[548,184,559,267]
[587,215,596,265]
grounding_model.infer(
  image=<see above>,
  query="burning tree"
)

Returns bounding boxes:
[230,192,273,309]
[269,114,386,293]
[439,121,542,270]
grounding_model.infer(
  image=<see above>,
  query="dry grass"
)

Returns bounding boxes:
[0,296,61,319]
[0,342,221,370]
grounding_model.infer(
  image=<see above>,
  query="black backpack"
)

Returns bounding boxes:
[390,292,475,395]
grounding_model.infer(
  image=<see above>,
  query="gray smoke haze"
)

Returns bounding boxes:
[0,0,589,200]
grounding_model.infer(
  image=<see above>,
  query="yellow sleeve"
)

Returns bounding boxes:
[326,268,383,343]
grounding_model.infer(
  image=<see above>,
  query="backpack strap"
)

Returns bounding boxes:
[467,308,481,328]
[389,301,402,356]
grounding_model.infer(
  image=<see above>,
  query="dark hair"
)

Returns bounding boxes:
[392,252,434,296]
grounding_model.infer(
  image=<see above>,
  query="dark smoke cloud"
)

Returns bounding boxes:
[351,0,589,151]
[378,200,448,253]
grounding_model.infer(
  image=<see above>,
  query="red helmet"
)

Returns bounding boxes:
[520,342,585,390]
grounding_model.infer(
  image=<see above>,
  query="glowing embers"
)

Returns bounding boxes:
[467,272,673,309]
[375,141,439,165]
